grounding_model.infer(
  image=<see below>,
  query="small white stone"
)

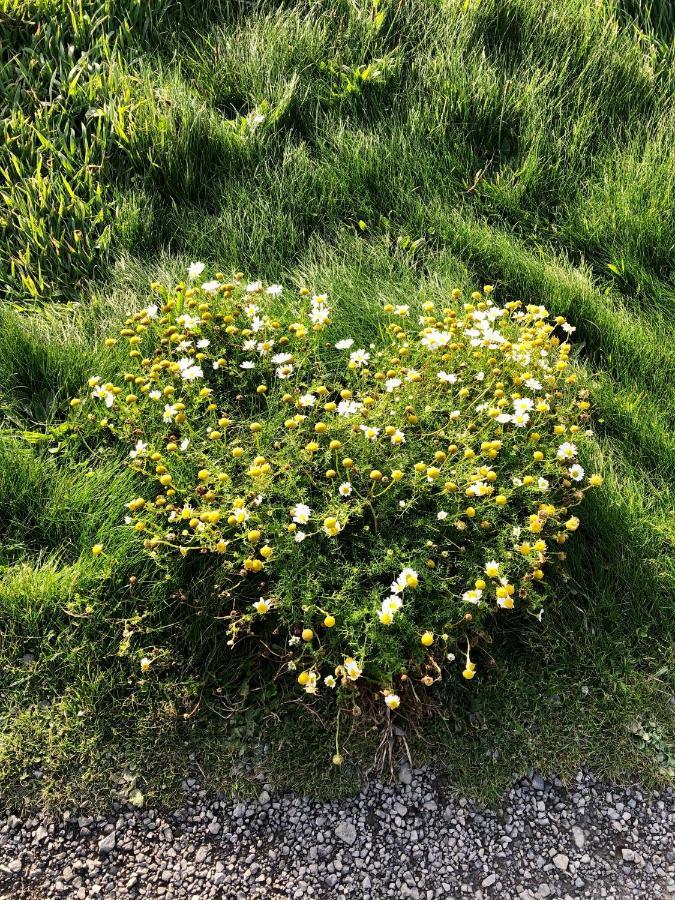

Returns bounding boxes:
[553,853,569,871]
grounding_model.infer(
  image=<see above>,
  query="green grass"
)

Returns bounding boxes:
[0,0,673,810]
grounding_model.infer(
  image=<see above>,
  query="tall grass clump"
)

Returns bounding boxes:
[0,0,175,302]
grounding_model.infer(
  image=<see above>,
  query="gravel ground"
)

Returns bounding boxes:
[1,768,673,899]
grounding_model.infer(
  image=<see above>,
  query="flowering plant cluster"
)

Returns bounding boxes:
[73,267,601,710]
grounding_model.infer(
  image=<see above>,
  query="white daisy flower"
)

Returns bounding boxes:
[310,306,331,326]
[343,658,362,681]
[513,397,534,413]
[129,440,147,459]
[557,442,577,461]
[188,261,205,280]
[91,385,115,407]
[291,503,311,524]
[349,348,370,367]
[181,364,203,381]
[360,424,380,441]
[177,313,200,331]
[337,399,363,417]
[421,329,452,350]
[271,352,293,365]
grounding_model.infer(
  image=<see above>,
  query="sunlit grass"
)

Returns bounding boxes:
[0,0,673,809]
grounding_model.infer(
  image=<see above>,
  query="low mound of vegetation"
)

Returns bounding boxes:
[73,273,599,709]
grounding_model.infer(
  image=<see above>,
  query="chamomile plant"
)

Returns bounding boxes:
[73,270,601,710]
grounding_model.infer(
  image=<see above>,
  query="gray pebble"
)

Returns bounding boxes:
[97,831,116,854]
[335,820,357,846]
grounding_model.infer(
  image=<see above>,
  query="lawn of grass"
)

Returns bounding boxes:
[0,0,673,811]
